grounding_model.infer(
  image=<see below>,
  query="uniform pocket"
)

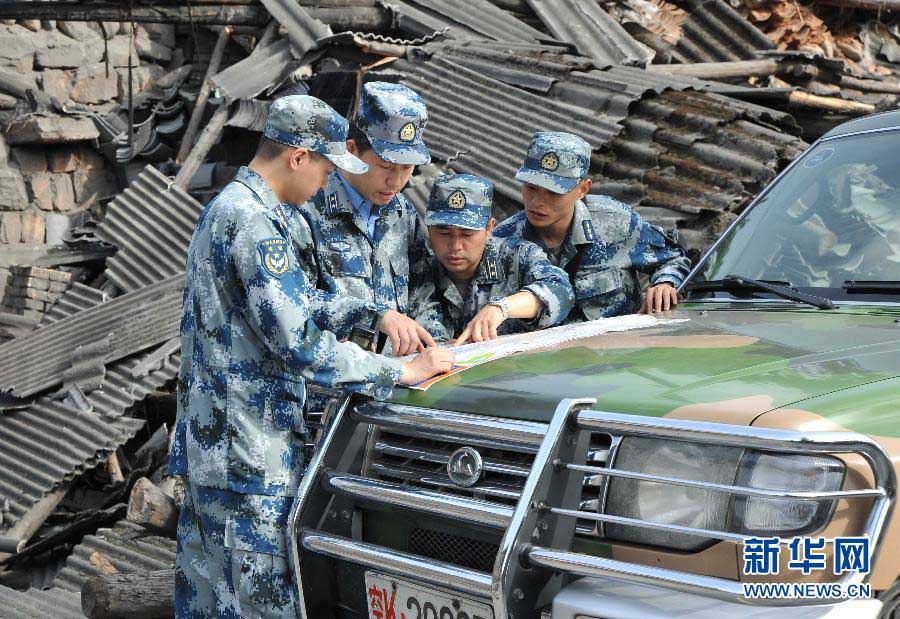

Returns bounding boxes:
[321,248,371,278]
[225,517,297,617]
[267,375,306,436]
[574,268,622,300]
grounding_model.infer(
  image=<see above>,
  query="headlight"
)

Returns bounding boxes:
[729,452,844,536]
[602,438,845,552]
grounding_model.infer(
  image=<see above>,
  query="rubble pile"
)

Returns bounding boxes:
[0,0,894,616]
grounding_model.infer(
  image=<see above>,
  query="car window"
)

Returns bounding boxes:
[695,130,900,293]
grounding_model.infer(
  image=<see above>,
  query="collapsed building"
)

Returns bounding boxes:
[0,0,896,616]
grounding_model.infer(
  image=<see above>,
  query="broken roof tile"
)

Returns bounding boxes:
[0,275,183,398]
[95,166,202,294]
[526,0,654,67]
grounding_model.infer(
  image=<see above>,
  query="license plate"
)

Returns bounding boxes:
[364,571,494,619]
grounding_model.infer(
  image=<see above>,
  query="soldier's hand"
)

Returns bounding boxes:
[640,282,678,314]
[381,310,438,356]
[399,347,455,385]
[454,305,505,344]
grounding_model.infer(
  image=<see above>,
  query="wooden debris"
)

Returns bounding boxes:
[81,568,175,619]
[126,477,178,536]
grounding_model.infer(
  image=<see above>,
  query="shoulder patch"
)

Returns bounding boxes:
[582,219,596,243]
[257,237,290,278]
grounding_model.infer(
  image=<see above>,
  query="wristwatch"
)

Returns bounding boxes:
[488,296,510,321]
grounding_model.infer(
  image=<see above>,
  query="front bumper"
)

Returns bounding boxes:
[552,577,883,619]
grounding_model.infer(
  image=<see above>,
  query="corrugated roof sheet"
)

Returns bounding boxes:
[592,88,806,238]
[0,585,83,618]
[400,56,623,201]
[53,520,176,592]
[0,352,178,530]
[525,0,654,67]
[212,37,297,103]
[39,283,108,327]
[95,166,203,294]
[0,408,143,529]
[417,40,589,93]
[673,0,774,63]
[0,275,183,398]
[389,0,548,43]
[259,0,331,57]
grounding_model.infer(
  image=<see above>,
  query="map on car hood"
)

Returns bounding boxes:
[407,315,690,390]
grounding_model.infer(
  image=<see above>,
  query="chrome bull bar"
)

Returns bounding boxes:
[287,397,896,618]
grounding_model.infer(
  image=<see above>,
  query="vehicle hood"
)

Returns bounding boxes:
[391,304,900,435]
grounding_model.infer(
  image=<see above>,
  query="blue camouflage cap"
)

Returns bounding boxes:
[355,82,430,166]
[515,131,591,194]
[264,95,367,174]
[425,174,493,230]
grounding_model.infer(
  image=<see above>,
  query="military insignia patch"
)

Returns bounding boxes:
[582,219,596,243]
[257,238,290,278]
[541,152,559,171]
[399,122,416,142]
[447,190,466,209]
[326,193,339,213]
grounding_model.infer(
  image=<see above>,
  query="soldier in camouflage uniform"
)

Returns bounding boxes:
[424,174,574,342]
[168,96,453,618]
[492,132,690,320]
[297,82,449,356]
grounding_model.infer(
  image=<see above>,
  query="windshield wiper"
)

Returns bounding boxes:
[689,275,836,309]
[842,280,900,294]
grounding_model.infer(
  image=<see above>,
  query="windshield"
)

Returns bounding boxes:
[691,128,900,303]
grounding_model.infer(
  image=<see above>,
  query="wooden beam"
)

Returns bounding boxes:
[648,59,781,80]
[176,26,233,165]
[0,3,269,25]
[173,105,231,189]
[81,569,175,619]
[787,90,876,113]
[0,485,68,561]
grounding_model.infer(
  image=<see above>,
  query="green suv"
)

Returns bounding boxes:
[289,111,900,618]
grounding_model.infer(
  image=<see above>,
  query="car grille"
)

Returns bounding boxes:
[409,528,499,572]
[364,423,614,534]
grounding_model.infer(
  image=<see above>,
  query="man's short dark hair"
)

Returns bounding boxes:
[255,136,292,161]
[347,122,373,154]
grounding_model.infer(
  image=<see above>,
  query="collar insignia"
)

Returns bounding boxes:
[582,219,596,243]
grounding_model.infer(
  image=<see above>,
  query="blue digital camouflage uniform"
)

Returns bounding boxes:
[169,96,404,618]
[492,131,690,321]
[425,174,574,337]
[297,82,448,344]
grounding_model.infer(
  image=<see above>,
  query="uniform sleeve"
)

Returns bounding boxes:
[232,212,403,399]
[628,212,691,287]
[290,210,389,339]
[167,285,193,476]
[406,208,451,342]
[517,240,575,328]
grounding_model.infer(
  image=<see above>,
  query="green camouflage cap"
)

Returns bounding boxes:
[264,95,367,174]
[425,174,493,230]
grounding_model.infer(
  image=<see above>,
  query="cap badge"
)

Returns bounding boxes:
[399,122,416,142]
[541,152,559,171]
[447,190,466,210]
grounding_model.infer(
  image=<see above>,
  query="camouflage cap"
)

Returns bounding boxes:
[263,95,368,174]
[355,82,431,166]
[515,131,591,194]
[425,174,493,230]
